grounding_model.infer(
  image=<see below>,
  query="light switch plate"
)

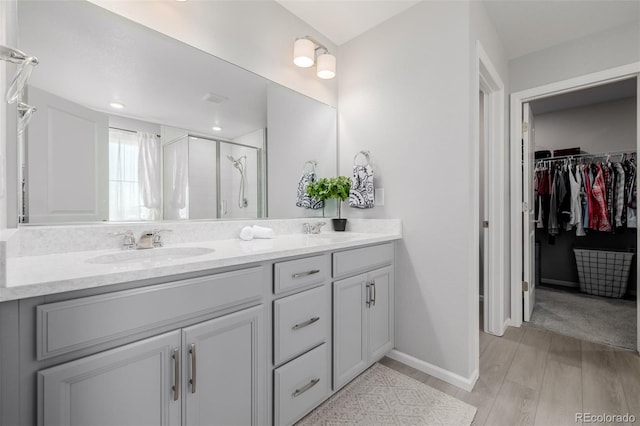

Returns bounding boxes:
[375,188,384,206]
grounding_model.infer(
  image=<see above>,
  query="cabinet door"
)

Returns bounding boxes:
[182,305,265,426]
[368,266,394,362]
[333,273,368,390]
[38,331,181,426]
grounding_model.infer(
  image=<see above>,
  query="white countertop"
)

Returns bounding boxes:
[1,232,400,302]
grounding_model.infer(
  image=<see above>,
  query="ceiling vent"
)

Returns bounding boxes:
[203,92,229,104]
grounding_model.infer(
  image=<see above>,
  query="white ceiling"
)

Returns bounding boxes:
[275,0,421,46]
[276,0,639,59]
[530,77,637,115]
[483,0,640,60]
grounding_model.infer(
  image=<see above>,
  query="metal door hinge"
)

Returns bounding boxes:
[522,122,528,136]
[522,202,528,212]
[522,281,529,292]
[483,221,489,228]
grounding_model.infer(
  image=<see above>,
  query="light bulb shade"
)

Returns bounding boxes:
[316,53,336,79]
[293,38,315,68]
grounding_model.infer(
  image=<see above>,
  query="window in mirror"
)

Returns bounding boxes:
[108,128,161,221]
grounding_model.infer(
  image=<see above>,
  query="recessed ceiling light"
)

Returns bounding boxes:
[109,102,125,109]
[212,126,222,132]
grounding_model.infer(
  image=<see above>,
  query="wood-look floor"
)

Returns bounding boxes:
[381,321,640,425]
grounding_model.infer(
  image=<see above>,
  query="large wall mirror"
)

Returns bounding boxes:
[14,0,337,225]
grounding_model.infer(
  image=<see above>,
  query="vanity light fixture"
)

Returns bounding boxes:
[293,36,336,80]
[212,126,222,132]
[109,102,125,109]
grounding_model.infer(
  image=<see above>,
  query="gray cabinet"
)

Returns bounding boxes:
[38,305,265,426]
[38,330,182,426]
[183,305,264,426]
[333,265,394,390]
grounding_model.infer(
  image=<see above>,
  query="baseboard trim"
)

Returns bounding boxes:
[540,278,578,287]
[387,350,478,392]
[500,318,510,334]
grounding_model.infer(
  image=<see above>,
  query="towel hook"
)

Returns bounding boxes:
[303,160,317,173]
[353,150,371,166]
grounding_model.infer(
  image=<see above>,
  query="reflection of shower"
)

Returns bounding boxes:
[227,155,248,208]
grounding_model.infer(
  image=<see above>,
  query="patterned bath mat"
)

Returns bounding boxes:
[296,363,477,426]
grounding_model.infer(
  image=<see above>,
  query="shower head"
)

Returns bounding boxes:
[227,155,246,170]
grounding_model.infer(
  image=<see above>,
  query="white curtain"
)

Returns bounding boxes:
[137,132,161,220]
[167,138,189,218]
[109,129,141,221]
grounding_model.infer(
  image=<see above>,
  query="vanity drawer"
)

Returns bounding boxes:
[37,267,265,360]
[332,242,394,278]
[274,254,329,295]
[274,285,328,365]
[274,343,329,426]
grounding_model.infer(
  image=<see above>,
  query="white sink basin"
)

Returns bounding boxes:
[86,247,215,265]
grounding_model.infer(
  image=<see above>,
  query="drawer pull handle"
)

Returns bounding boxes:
[189,343,197,394]
[172,348,180,401]
[292,316,320,330]
[293,378,320,397]
[370,280,376,306]
[365,282,371,307]
[292,269,320,278]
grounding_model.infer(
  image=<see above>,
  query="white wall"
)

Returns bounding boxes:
[510,22,640,93]
[534,97,636,153]
[339,1,507,383]
[89,0,337,107]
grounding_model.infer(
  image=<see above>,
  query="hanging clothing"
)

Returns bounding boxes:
[590,163,612,232]
[581,167,591,229]
[614,162,626,228]
[626,160,637,228]
[568,165,586,236]
[603,163,614,227]
[548,168,560,236]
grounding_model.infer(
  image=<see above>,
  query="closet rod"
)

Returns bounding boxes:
[109,126,160,138]
[542,149,636,162]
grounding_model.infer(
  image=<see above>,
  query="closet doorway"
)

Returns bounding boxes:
[510,64,640,352]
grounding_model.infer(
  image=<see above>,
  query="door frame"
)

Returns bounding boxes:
[473,41,507,348]
[509,63,640,348]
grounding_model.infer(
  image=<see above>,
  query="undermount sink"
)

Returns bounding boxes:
[86,247,215,265]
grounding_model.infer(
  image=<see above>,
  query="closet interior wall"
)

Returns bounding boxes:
[532,85,637,296]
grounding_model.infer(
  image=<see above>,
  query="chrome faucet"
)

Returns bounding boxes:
[114,230,136,250]
[138,229,172,249]
[303,222,326,234]
[137,231,155,249]
[152,229,172,247]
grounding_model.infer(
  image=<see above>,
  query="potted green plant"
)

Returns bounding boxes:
[308,176,352,231]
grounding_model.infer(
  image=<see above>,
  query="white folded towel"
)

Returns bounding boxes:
[239,226,255,241]
[252,225,274,239]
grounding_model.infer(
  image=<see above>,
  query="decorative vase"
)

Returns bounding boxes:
[332,218,347,232]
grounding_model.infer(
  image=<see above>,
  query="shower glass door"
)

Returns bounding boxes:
[219,141,260,219]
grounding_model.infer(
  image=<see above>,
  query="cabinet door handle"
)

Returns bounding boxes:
[189,343,197,394]
[292,316,320,330]
[292,269,320,278]
[370,280,376,306]
[365,282,371,307]
[292,378,320,397]
[172,348,180,401]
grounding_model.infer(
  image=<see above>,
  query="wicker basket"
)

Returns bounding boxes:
[573,248,634,298]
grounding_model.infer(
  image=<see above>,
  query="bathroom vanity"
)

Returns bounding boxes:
[0,219,400,426]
